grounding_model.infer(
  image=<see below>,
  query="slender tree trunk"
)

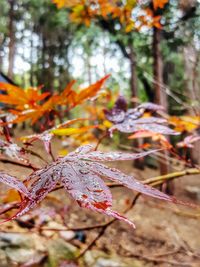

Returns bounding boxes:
[8,0,15,79]
[86,52,92,84]
[129,44,138,106]
[183,45,200,165]
[30,33,34,86]
[102,38,107,76]
[128,44,144,169]
[153,27,171,191]
[0,49,3,71]
[0,36,5,70]
[47,50,54,93]
[153,27,168,110]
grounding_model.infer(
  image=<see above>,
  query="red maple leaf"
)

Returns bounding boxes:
[2,145,195,228]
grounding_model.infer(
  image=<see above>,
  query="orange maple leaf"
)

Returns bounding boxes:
[153,0,169,10]
[0,76,110,125]
[0,83,49,110]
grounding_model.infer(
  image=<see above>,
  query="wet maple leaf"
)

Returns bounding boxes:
[105,97,177,137]
[0,172,30,198]
[0,138,28,163]
[128,130,172,149]
[177,135,200,148]
[5,144,195,228]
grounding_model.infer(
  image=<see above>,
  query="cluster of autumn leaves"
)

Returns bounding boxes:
[0,75,109,125]
[52,0,170,32]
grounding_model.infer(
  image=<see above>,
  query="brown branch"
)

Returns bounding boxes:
[23,148,48,163]
[0,202,20,216]
[95,132,109,151]
[144,168,200,185]
[0,157,38,170]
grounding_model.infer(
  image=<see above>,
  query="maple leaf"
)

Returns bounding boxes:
[70,4,94,27]
[52,0,80,8]
[0,172,30,198]
[153,0,169,10]
[139,8,162,29]
[0,76,109,125]
[0,83,49,111]
[72,74,110,107]
[169,116,200,133]
[7,145,195,228]
[177,135,200,148]
[128,130,172,149]
[0,138,28,163]
[105,97,177,136]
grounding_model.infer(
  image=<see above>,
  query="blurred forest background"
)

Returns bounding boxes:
[0,0,199,112]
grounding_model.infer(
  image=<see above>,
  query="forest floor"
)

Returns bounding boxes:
[0,131,200,267]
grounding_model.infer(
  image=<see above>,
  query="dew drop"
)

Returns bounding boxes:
[79,168,89,175]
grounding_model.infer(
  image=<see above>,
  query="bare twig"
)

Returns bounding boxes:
[0,202,20,216]
[0,157,38,170]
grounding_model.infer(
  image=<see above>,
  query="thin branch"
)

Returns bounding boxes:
[95,132,109,151]
[144,168,200,185]
[0,157,38,170]
[0,202,20,216]
[23,148,48,163]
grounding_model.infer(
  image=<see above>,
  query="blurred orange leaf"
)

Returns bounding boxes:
[169,116,200,132]
[153,0,169,10]
[0,83,49,110]
[128,130,172,149]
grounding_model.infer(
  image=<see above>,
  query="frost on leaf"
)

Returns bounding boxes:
[6,144,195,228]
[105,97,178,136]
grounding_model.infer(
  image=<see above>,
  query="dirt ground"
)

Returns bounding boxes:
[0,132,200,267]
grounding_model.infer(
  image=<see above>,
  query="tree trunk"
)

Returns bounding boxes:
[183,45,200,165]
[128,44,144,169]
[153,27,168,110]
[8,0,16,79]
[153,26,171,192]
[30,32,34,86]
[0,36,6,70]
[129,44,138,106]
